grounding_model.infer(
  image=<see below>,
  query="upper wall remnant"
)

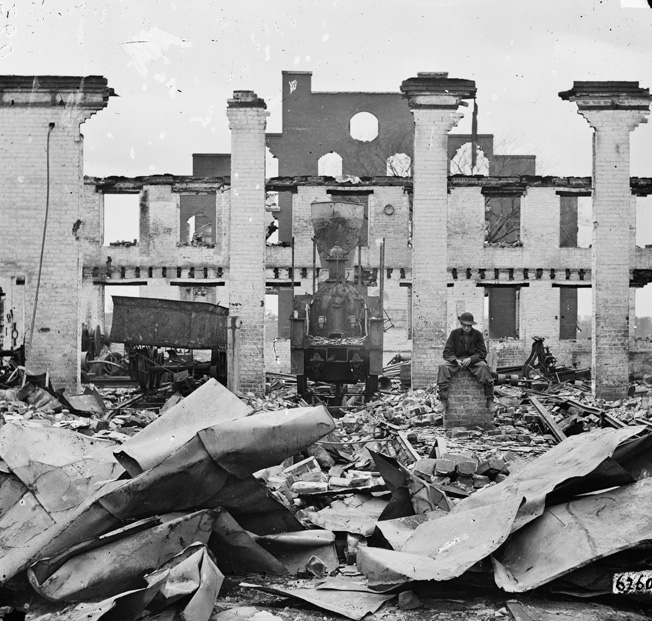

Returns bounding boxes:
[266,71,536,179]
[266,71,415,177]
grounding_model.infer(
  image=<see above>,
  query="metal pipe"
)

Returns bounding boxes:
[379,237,385,316]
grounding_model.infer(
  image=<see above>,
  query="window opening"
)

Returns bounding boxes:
[103,194,139,247]
[485,195,521,246]
[266,146,279,180]
[635,284,652,346]
[349,111,379,142]
[179,195,216,246]
[386,153,411,177]
[637,196,652,248]
[559,195,591,248]
[266,192,280,244]
[318,152,343,177]
[576,288,593,339]
[449,142,489,176]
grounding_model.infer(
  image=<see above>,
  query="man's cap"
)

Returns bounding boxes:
[458,312,477,325]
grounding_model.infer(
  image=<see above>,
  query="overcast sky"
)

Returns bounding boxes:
[2,0,651,313]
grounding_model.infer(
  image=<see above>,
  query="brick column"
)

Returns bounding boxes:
[560,82,650,400]
[400,73,476,388]
[0,76,112,391]
[226,91,268,396]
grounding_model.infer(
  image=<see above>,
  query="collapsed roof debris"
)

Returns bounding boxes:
[1,373,652,620]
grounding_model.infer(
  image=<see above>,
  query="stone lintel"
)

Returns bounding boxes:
[0,75,114,110]
[401,73,476,108]
[481,184,527,198]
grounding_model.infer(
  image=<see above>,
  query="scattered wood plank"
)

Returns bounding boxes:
[530,396,567,443]
[505,600,533,621]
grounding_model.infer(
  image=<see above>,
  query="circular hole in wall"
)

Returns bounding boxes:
[349,112,379,142]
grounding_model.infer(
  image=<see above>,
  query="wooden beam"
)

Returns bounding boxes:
[530,396,567,443]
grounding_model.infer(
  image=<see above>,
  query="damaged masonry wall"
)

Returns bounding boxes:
[2,73,652,397]
[83,79,652,400]
[0,76,113,391]
[79,172,652,396]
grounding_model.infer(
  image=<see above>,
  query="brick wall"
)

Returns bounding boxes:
[445,369,494,430]
[80,180,231,333]
[266,72,414,177]
[66,77,652,399]
[0,76,111,390]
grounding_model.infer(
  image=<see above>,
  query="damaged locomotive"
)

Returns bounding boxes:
[290,200,384,402]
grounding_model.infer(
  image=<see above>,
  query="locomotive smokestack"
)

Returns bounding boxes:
[311,200,365,269]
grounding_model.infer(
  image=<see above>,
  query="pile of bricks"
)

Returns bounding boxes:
[257,454,385,501]
[412,452,511,493]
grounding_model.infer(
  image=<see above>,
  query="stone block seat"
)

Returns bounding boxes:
[444,369,494,430]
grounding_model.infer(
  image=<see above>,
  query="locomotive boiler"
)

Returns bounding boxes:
[290,200,384,401]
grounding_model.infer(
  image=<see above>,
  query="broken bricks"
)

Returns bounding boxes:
[2,375,652,621]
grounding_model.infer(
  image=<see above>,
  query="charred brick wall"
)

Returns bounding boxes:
[266,71,414,177]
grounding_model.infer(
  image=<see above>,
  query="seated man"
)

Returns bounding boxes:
[437,312,495,413]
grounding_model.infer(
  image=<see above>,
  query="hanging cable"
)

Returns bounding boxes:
[27,122,55,360]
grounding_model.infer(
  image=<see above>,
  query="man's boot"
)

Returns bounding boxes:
[436,386,449,414]
[484,383,496,413]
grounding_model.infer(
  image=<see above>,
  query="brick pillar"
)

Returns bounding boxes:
[226,91,268,396]
[560,82,650,400]
[401,73,476,388]
[0,76,112,391]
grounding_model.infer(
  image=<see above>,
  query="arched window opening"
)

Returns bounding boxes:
[450,142,489,176]
[386,153,411,177]
[318,152,343,177]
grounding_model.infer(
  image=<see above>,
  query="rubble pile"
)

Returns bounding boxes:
[0,375,652,621]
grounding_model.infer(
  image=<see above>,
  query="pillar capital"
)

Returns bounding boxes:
[0,75,114,112]
[559,81,651,131]
[401,72,476,110]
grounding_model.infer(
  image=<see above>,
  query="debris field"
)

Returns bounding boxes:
[1,372,652,621]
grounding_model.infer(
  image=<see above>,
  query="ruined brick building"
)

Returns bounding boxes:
[0,72,650,400]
